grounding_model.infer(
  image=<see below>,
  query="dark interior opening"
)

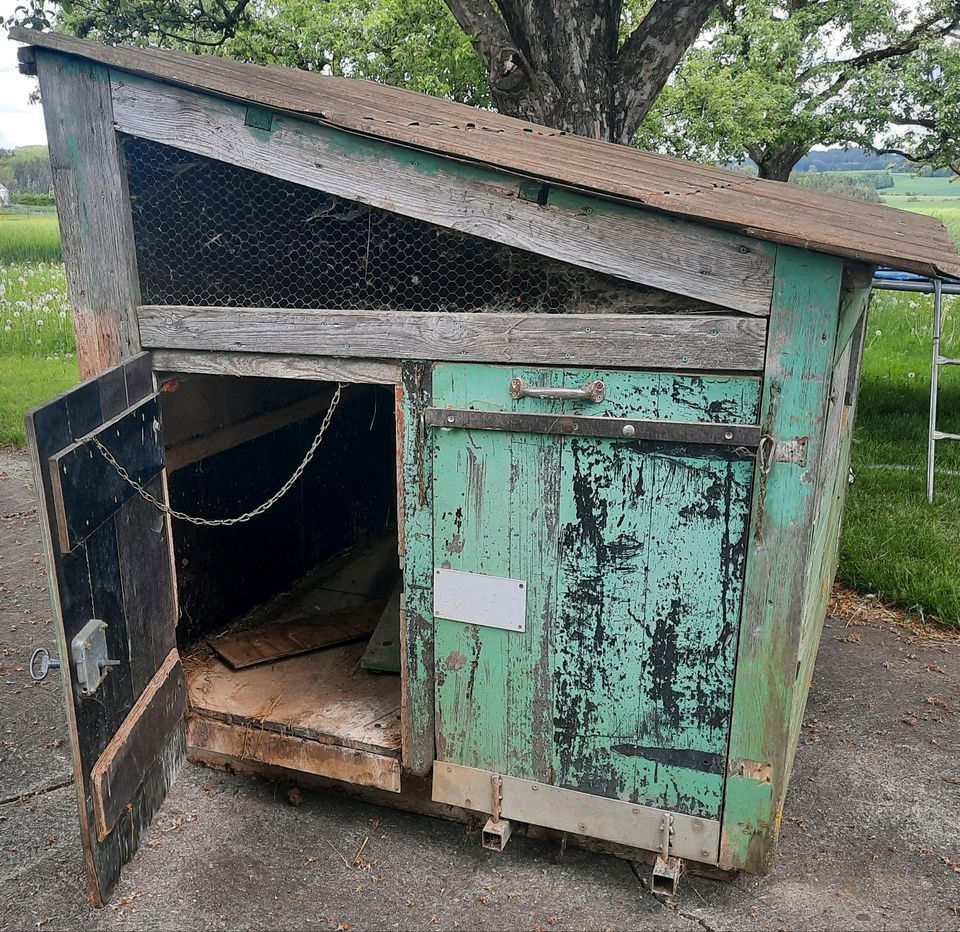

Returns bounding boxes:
[159,375,403,775]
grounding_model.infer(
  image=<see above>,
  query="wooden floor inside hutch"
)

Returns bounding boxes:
[181,533,404,790]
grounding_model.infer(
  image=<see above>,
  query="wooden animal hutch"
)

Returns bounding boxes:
[14,27,960,905]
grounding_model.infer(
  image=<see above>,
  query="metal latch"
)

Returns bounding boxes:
[71,619,120,697]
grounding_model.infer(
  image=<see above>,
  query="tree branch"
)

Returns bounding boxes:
[797,9,959,83]
[616,0,719,142]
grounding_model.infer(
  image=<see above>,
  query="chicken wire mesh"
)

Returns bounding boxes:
[124,137,707,314]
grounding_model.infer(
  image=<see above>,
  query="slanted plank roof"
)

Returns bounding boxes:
[12,26,960,279]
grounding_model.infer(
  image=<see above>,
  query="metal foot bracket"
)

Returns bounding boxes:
[651,813,683,895]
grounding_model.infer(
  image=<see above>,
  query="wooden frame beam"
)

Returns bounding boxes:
[152,349,401,385]
[110,73,776,316]
[720,246,844,873]
[138,306,768,372]
[35,51,142,378]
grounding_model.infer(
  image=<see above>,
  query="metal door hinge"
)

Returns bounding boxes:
[758,434,808,471]
[71,619,120,697]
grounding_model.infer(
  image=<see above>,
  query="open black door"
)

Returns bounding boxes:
[26,353,185,906]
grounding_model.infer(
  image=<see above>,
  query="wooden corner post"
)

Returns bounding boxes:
[720,246,844,873]
[34,49,142,379]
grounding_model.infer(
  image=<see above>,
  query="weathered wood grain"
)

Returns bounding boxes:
[397,364,436,775]
[431,364,759,822]
[185,640,401,757]
[25,354,182,905]
[138,306,768,371]
[185,715,401,792]
[361,579,402,673]
[91,651,186,841]
[783,306,867,782]
[49,396,164,553]
[13,30,959,277]
[109,75,776,315]
[34,51,142,378]
[720,248,844,874]
[165,387,336,472]
[151,349,400,385]
[208,600,384,669]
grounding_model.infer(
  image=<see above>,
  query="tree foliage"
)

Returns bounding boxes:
[635,0,960,179]
[11,0,720,144]
[0,145,53,195]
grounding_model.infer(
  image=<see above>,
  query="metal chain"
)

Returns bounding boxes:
[92,383,343,526]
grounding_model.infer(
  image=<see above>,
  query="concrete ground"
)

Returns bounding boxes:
[1,447,959,932]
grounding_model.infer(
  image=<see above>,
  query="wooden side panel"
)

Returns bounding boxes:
[553,438,754,820]
[50,396,164,552]
[784,307,867,780]
[110,73,776,315]
[35,51,141,379]
[432,363,759,820]
[398,364,436,775]
[432,363,564,781]
[720,248,844,874]
[26,354,183,906]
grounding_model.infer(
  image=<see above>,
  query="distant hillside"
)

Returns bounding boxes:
[0,146,52,197]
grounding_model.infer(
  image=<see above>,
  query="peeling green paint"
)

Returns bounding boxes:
[432,363,758,819]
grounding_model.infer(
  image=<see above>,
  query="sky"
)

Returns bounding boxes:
[0,0,48,149]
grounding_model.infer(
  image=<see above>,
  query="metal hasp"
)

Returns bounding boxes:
[510,377,605,403]
[71,619,120,697]
[651,813,683,896]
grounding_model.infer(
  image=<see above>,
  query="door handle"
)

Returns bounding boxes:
[509,377,605,403]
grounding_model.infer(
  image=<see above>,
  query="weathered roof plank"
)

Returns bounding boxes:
[10,26,960,279]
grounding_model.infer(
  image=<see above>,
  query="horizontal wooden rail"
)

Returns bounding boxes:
[138,306,768,372]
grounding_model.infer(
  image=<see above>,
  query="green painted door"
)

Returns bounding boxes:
[431,363,760,820]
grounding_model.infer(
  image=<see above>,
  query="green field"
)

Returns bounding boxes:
[882,173,959,199]
[1,201,959,626]
[0,210,77,447]
[0,210,62,262]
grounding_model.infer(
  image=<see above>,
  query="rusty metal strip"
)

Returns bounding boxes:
[425,407,760,448]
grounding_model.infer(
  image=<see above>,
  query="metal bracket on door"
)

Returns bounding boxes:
[426,408,761,448]
[71,619,120,697]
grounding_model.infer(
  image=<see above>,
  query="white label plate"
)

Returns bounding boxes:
[433,568,527,632]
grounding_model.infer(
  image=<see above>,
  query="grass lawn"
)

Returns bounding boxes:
[0,353,79,447]
[843,292,960,626]
[0,210,62,262]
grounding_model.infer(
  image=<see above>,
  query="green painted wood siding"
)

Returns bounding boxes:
[720,247,844,873]
[431,363,760,819]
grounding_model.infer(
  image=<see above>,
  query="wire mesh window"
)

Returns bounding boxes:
[124,137,706,314]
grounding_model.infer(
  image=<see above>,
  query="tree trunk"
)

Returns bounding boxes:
[750,144,809,182]
[443,0,718,144]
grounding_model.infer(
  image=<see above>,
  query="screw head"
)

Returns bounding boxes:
[622,424,636,438]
